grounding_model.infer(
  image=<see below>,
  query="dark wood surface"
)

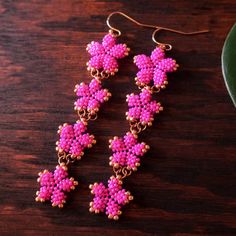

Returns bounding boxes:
[0,0,236,235]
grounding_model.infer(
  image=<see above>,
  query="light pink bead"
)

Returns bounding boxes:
[134,47,178,88]
[87,33,129,74]
[36,164,78,208]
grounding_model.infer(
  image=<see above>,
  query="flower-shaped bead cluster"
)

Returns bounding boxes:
[74,79,111,115]
[108,132,149,171]
[35,163,78,208]
[56,121,95,160]
[89,176,133,220]
[126,88,162,126]
[134,47,178,89]
[87,33,129,74]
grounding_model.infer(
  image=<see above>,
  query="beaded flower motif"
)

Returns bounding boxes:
[86,33,129,74]
[108,132,149,171]
[56,121,95,160]
[35,163,78,208]
[126,88,162,126]
[134,47,178,89]
[74,79,111,115]
[89,176,133,220]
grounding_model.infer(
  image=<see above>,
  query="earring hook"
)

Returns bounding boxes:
[106,11,163,36]
[106,11,209,41]
[152,27,209,50]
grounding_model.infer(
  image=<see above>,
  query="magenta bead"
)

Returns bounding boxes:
[126,88,162,125]
[109,132,148,170]
[74,79,111,114]
[57,121,94,158]
[90,176,132,220]
[87,33,129,73]
[134,47,178,88]
[36,164,78,207]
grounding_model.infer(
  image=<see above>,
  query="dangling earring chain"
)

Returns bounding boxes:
[89,12,209,220]
[35,19,130,208]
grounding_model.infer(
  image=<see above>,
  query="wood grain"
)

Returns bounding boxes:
[0,0,236,235]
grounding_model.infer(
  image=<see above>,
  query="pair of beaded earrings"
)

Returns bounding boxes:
[35,12,208,220]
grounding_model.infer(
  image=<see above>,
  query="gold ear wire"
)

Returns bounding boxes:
[152,27,209,50]
[106,11,209,43]
[106,11,163,36]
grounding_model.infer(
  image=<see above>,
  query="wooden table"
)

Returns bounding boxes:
[0,1,236,235]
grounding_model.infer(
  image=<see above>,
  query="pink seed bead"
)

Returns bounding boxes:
[134,54,153,69]
[106,199,121,217]
[150,47,165,62]
[75,79,111,114]
[134,46,178,88]
[126,88,162,125]
[57,122,94,158]
[124,132,137,147]
[51,189,66,206]
[127,94,140,107]
[90,176,133,219]
[157,58,177,72]
[102,34,116,50]
[87,33,129,73]
[109,132,148,170]
[110,138,125,151]
[36,164,78,207]
[114,189,129,205]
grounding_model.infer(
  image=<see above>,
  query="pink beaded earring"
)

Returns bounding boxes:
[88,12,209,220]
[35,17,130,208]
